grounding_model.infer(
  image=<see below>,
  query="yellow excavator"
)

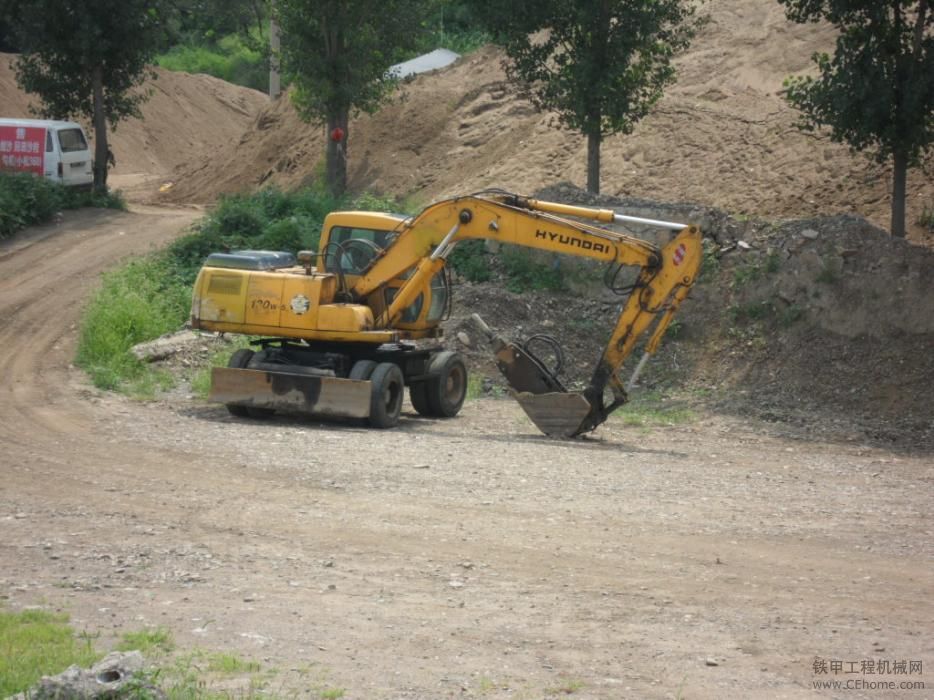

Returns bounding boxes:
[189,190,701,437]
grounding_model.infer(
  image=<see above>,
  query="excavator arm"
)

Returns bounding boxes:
[342,192,702,436]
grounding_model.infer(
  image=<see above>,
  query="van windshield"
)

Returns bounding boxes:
[58,129,87,153]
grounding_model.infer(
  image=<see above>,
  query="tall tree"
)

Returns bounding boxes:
[11,1,165,192]
[470,0,699,194]
[276,0,430,196]
[780,0,933,237]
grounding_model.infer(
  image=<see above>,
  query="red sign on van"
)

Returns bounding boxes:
[0,126,45,175]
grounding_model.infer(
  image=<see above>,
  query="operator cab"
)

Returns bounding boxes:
[320,213,450,328]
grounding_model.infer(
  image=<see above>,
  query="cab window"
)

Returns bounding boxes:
[324,226,394,274]
[57,128,87,153]
[45,131,53,153]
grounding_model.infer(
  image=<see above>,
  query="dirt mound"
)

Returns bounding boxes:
[440,184,934,450]
[161,0,933,241]
[0,53,267,183]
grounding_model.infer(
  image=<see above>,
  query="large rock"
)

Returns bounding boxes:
[130,329,203,363]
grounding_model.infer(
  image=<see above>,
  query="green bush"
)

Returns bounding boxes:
[156,33,267,91]
[0,173,125,240]
[449,240,491,282]
[164,187,344,284]
[501,246,567,293]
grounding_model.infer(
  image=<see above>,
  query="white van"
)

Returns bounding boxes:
[0,118,94,188]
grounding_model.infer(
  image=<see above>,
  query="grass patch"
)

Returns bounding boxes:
[779,303,805,326]
[1,608,271,698]
[612,392,696,427]
[116,626,175,654]
[698,237,721,284]
[0,608,99,696]
[548,677,585,695]
[76,256,189,396]
[466,374,486,400]
[190,338,252,398]
[728,299,775,324]
[0,172,125,240]
[206,651,261,674]
[730,251,781,289]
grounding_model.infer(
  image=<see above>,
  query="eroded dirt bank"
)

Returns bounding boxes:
[0,209,932,698]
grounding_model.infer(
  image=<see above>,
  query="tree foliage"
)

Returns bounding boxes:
[162,0,268,45]
[276,0,431,195]
[470,0,699,193]
[10,0,165,191]
[779,0,933,236]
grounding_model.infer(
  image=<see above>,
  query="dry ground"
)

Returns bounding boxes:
[1,210,932,699]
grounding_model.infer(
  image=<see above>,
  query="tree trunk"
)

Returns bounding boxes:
[91,65,108,193]
[269,6,281,99]
[586,130,601,194]
[891,150,907,237]
[326,110,349,197]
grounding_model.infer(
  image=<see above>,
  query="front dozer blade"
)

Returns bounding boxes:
[512,390,596,438]
[210,367,371,418]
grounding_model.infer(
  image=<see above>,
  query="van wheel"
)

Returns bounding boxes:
[225,348,274,419]
[425,351,467,418]
[368,363,404,429]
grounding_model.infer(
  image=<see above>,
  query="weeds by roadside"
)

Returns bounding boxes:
[0,173,125,240]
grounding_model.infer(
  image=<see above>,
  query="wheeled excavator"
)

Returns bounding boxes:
[189,191,701,437]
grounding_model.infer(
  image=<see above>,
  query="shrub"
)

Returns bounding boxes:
[156,33,267,91]
[0,173,125,239]
[76,256,189,394]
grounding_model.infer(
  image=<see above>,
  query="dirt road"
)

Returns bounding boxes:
[1,209,932,699]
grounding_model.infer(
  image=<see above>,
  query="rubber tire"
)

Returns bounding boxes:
[425,351,468,418]
[225,348,274,419]
[409,382,432,416]
[348,359,377,381]
[368,362,404,429]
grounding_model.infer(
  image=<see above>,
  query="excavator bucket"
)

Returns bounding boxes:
[512,390,596,438]
[472,314,599,437]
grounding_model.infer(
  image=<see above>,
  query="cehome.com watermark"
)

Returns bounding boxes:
[811,657,925,692]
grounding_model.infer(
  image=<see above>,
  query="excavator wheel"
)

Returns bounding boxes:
[368,362,404,429]
[348,359,377,381]
[224,348,275,419]
[409,382,432,416]
[423,351,467,418]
